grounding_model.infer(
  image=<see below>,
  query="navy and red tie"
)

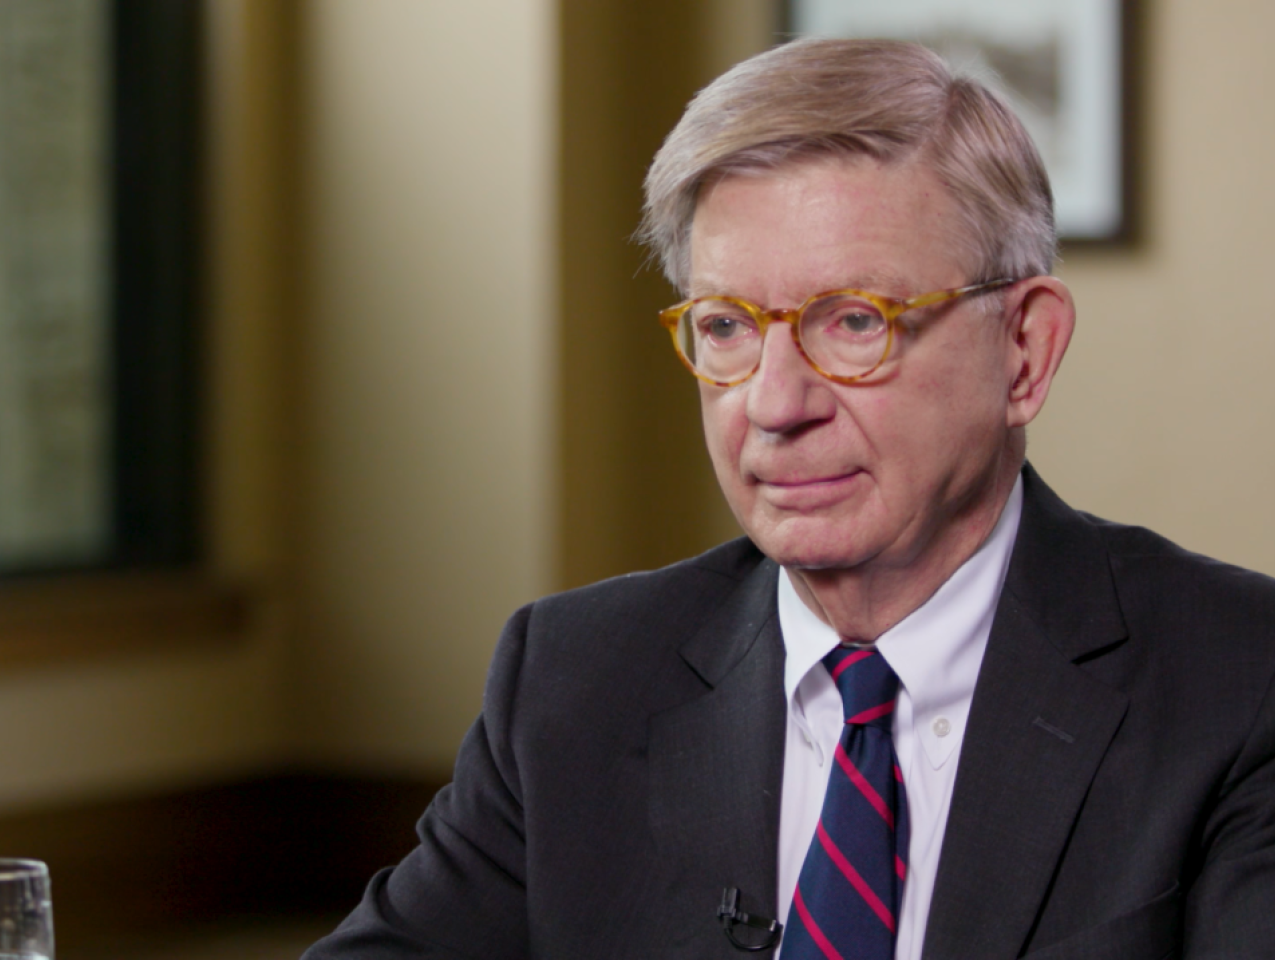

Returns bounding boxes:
[784,646,909,960]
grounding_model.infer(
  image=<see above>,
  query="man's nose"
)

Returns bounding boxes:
[744,320,835,433]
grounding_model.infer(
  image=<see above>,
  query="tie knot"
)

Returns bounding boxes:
[822,647,899,728]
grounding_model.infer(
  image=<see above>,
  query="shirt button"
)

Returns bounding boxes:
[932,717,952,738]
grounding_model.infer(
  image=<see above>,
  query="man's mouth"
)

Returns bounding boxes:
[753,470,864,507]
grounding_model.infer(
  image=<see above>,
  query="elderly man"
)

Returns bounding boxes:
[304,39,1275,960]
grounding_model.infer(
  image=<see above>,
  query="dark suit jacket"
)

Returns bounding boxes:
[304,466,1275,959]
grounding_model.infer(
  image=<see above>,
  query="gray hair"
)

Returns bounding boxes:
[639,38,1056,293]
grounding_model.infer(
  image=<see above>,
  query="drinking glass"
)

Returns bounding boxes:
[0,860,53,959]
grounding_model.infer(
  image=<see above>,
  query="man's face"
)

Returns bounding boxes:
[691,156,1022,578]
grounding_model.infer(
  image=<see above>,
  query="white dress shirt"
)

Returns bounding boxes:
[775,477,1022,960]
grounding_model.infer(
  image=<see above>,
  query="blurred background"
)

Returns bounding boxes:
[1,0,1273,955]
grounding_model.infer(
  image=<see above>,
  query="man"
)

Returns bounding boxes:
[304,39,1275,959]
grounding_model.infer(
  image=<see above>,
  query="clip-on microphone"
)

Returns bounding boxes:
[718,887,783,952]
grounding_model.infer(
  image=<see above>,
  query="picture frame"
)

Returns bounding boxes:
[784,0,1135,245]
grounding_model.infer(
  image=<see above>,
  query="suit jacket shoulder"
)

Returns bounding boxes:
[925,465,1275,960]
[304,537,788,960]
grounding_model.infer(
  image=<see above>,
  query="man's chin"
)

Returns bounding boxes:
[747,527,874,573]
[773,553,865,573]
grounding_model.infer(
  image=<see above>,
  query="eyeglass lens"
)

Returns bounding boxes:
[675,294,890,382]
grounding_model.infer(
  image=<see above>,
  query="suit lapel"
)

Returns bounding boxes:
[648,556,787,951]
[922,467,1131,960]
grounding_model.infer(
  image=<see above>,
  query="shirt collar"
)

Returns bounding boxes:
[779,476,1024,760]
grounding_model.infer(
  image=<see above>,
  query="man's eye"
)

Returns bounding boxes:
[835,310,885,336]
[701,315,750,340]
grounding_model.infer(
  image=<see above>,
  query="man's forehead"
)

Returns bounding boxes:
[687,266,914,301]
[687,156,965,301]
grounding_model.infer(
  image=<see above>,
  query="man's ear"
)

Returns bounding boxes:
[1004,276,1075,429]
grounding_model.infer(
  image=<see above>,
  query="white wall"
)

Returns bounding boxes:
[1030,0,1275,575]
[293,0,557,772]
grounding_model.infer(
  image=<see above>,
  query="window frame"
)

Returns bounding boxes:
[108,0,203,571]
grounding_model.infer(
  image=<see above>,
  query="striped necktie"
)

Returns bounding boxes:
[784,646,909,960]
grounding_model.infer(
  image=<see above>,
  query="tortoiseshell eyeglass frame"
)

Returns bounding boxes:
[658,278,1017,388]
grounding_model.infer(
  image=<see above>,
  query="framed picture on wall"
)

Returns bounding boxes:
[785,0,1133,244]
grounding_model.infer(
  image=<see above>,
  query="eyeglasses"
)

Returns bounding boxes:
[658,279,1015,387]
